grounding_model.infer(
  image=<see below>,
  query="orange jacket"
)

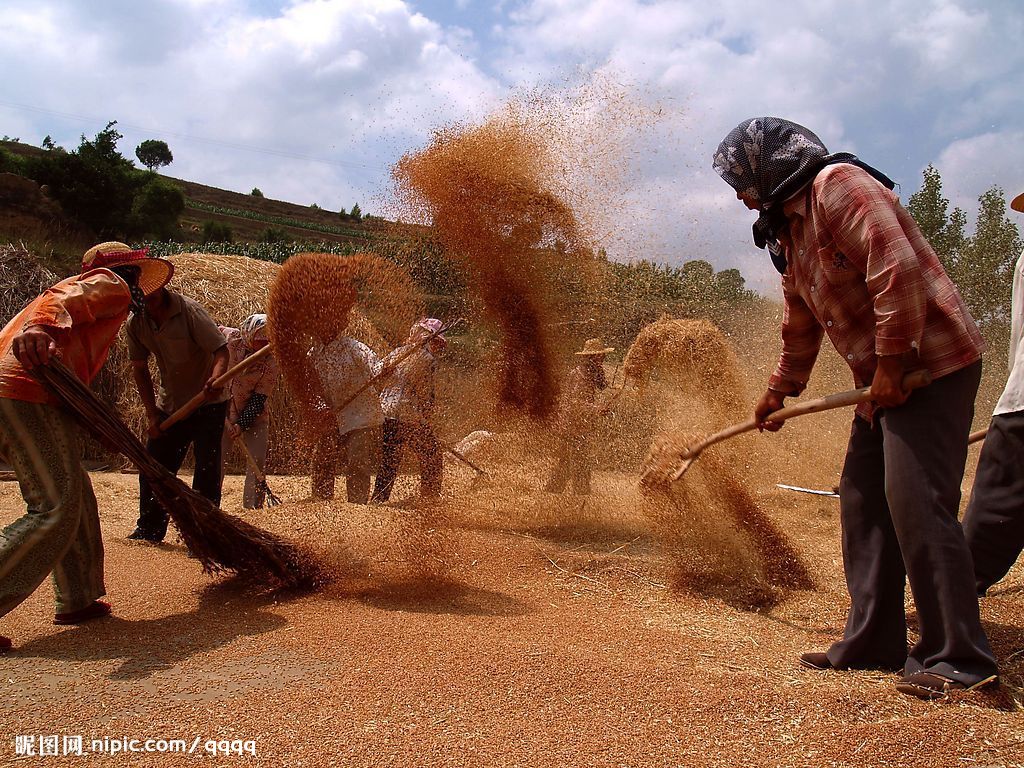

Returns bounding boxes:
[0,269,131,404]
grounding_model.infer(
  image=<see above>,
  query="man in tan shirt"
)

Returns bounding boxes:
[126,286,229,542]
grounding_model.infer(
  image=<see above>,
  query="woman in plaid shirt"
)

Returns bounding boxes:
[713,117,998,700]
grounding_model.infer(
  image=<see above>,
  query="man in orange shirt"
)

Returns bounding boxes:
[0,242,172,652]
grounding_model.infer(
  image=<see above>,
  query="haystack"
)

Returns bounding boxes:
[0,243,59,325]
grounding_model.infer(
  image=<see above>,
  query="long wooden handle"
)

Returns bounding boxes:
[160,344,273,431]
[685,369,933,460]
[235,434,269,484]
[968,427,989,445]
[445,445,488,475]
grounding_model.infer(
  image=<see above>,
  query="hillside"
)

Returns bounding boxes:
[0,139,380,247]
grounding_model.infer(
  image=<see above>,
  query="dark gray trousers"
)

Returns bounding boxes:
[963,410,1024,594]
[826,361,997,685]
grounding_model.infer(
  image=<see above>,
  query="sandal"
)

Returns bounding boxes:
[54,600,112,626]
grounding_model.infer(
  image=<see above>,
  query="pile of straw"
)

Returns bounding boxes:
[35,358,321,588]
[0,243,58,326]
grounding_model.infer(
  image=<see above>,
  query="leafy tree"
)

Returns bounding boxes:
[309,203,320,210]
[258,226,290,244]
[907,165,966,272]
[350,203,362,221]
[201,220,233,243]
[128,177,185,238]
[338,206,347,217]
[957,187,1021,324]
[26,121,138,237]
[908,166,1020,327]
[135,139,173,172]
[250,187,264,198]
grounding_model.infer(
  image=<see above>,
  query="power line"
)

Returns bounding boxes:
[0,99,377,171]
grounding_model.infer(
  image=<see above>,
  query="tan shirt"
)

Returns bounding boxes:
[126,291,228,412]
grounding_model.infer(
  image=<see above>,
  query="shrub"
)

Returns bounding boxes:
[201,220,234,243]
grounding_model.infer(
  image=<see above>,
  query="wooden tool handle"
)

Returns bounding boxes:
[445,445,488,475]
[684,369,933,459]
[330,318,462,415]
[968,427,989,445]
[160,344,273,431]
[235,434,269,484]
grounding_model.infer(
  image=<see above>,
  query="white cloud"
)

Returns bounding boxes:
[0,0,503,210]
[933,130,1024,222]
[0,0,1021,295]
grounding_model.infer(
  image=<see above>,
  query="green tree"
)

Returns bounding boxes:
[250,187,264,198]
[350,202,362,221]
[26,121,137,237]
[958,187,1022,325]
[258,226,290,244]
[135,139,173,172]
[907,164,967,272]
[338,206,347,217]
[128,177,185,238]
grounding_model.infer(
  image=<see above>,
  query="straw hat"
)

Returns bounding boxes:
[81,241,174,296]
[1011,192,1024,214]
[575,337,615,356]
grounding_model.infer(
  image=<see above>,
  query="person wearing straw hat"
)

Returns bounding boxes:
[713,117,997,699]
[545,338,614,495]
[219,314,279,510]
[126,284,230,543]
[962,191,1024,596]
[371,318,446,503]
[0,242,173,651]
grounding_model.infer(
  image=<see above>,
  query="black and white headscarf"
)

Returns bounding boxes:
[712,117,895,272]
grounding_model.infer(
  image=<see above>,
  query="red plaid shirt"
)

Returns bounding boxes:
[769,164,984,418]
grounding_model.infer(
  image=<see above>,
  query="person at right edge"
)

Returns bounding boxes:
[712,116,998,700]
[962,191,1024,596]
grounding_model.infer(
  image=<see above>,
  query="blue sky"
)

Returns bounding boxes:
[1,0,1022,293]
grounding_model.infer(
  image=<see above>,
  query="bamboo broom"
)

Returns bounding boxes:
[34,358,320,588]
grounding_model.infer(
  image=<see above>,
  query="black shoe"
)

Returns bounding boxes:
[127,528,163,543]
[799,652,833,670]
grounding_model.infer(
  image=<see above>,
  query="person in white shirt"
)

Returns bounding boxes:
[313,334,382,504]
[371,319,445,502]
[962,191,1024,595]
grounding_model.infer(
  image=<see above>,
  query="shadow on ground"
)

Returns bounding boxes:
[10,577,290,680]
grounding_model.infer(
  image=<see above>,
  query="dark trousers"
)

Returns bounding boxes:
[545,435,592,495]
[371,418,442,502]
[136,402,228,540]
[826,361,997,685]
[963,410,1024,594]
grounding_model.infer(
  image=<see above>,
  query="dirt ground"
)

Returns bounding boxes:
[1,431,1022,767]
